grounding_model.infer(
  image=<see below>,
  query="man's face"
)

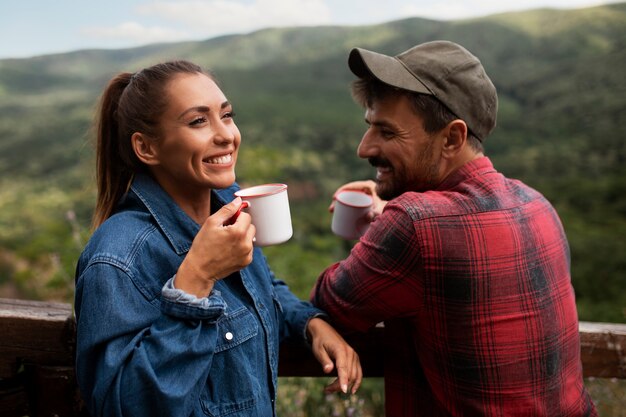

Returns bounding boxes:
[357,93,445,200]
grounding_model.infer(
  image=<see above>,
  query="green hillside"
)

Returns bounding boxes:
[0,3,624,323]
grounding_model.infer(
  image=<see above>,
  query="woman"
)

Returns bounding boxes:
[74,60,361,417]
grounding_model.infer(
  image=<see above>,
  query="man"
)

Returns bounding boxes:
[310,40,596,416]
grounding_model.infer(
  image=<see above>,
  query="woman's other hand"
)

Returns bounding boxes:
[306,317,362,395]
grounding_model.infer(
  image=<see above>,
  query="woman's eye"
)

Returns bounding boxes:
[223,111,236,120]
[189,117,207,126]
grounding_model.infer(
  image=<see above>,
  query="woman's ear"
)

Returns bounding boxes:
[131,132,160,166]
[441,120,467,158]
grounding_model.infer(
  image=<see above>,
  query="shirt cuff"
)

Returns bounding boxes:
[303,312,329,344]
[161,276,226,320]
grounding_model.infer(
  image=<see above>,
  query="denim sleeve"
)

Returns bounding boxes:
[161,276,227,319]
[270,270,326,343]
[75,262,225,417]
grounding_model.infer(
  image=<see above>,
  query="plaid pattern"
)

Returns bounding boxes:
[312,158,596,417]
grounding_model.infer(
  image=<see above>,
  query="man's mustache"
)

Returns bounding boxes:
[368,157,392,168]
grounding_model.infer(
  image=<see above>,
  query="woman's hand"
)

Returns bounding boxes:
[329,180,387,221]
[306,318,362,395]
[175,197,255,298]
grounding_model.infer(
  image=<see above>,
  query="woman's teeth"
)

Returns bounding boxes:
[206,154,232,164]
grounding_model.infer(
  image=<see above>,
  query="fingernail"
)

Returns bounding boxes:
[225,201,247,226]
[341,384,348,394]
[324,364,332,371]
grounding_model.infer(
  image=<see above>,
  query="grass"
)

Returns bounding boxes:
[277,377,625,416]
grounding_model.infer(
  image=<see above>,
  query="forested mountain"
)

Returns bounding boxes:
[0,3,624,322]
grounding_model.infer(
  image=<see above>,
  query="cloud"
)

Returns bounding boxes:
[137,0,332,38]
[82,21,191,44]
[405,0,621,20]
[336,0,620,24]
[76,0,618,51]
[396,1,506,21]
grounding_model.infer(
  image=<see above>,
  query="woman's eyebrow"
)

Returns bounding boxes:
[177,101,231,120]
[178,105,210,120]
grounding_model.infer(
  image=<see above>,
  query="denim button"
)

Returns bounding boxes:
[225,331,234,341]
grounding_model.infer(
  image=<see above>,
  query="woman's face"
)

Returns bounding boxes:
[147,72,241,196]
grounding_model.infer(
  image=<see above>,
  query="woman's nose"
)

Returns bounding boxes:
[214,121,235,145]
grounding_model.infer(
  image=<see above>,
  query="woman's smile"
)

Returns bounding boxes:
[203,152,234,166]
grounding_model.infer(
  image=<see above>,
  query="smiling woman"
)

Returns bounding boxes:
[73,60,362,417]
[130,72,241,224]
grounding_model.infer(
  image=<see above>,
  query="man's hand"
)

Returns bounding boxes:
[329,180,387,221]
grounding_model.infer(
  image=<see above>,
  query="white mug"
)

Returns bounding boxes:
[234,184,293,246]
[331,190,373,240]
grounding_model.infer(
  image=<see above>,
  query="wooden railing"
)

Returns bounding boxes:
[1,297,624,416]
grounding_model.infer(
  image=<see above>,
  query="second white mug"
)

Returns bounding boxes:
[331,190,373,240]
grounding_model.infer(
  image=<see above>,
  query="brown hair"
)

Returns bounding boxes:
[351,77,484,153]
[93,60,213,228]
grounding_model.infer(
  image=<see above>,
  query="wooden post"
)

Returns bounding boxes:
[0,298,82,417]
[579,321,626,378]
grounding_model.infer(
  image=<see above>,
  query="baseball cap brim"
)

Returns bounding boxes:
[348,48,433,96]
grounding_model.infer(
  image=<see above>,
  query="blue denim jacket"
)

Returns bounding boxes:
[74,174,323,417]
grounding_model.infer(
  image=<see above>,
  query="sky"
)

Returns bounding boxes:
[0,0,621,59]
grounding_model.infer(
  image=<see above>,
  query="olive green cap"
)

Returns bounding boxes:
[348,40,498,141]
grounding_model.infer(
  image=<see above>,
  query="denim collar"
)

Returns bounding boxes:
[130,173,238,256]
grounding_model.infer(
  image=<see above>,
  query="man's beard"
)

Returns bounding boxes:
[369,148,440,200]
[368,156,398,200]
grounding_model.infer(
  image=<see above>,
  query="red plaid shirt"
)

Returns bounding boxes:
[311,157,596,417]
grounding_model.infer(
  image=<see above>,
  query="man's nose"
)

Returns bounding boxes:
[357,131,377,159]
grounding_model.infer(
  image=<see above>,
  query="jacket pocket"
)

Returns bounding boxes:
[200,307,262,416]
[214,307,259,353]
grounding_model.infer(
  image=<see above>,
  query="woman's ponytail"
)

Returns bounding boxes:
[92,73,134,228]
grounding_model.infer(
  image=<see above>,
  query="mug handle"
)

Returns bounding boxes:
[225,201,249,226]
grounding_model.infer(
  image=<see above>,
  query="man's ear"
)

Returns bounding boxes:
[131,132,160,166]
[441,120,467,158]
